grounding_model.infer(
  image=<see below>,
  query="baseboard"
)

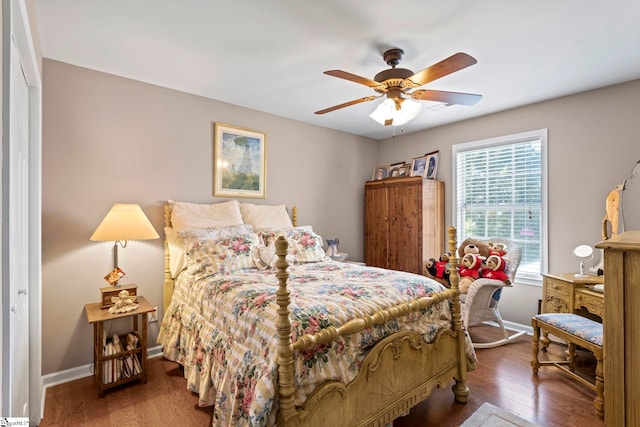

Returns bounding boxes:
[481,319,533,335]
[40,345,163,418]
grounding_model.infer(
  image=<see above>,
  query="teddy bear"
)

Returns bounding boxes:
[458,253,484,293]
[434,252,452,281]
[462,243,481,256]
[488,242,507,257]
[426,257,438,276]
[426,252,452,286]
[481,255,511,284]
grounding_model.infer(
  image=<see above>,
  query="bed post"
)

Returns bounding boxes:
[275,236,297,424]
[448,225,469,403]
[163,204,175,312]
[291,206,298,227]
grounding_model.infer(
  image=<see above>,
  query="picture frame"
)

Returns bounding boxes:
[388,161,405,178]
[424,150,440,180]
[214,123,266,198]
[398,166,409,177]
[372,165,390,181]
[410,156,428,178]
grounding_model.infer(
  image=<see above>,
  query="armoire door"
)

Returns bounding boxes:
[364,185,389,268]
[388,181,422,273]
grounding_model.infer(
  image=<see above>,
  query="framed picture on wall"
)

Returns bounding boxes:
[213,123,266,198]
[424,150,439,180]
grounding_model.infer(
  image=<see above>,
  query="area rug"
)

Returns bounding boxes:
[460,402,540,427]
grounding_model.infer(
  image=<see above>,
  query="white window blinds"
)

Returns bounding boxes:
[453,129,547,284]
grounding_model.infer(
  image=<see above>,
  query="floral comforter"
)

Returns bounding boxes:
[158,260,476,426]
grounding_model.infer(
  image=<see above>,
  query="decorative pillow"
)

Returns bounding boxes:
[252,240,278,270]
[240,203,293,231]
[168,224,255,278]
[182,231,259,275]
[170,200,243,232]
[165,226,187,278]
[261,228,326,263]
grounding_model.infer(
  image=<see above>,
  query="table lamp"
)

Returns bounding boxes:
[90,203,159,285]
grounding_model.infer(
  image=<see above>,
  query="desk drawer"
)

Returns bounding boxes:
[543,278,570,313]
[575,290,604,318]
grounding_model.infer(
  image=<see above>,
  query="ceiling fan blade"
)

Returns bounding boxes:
[410,89,482,106]
[405,52,478,87]
[315,96,379,115]
[324,70,384,89]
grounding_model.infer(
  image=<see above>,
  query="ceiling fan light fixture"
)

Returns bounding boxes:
[369,97,422,126]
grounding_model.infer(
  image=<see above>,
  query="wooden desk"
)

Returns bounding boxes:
[541,273,604,319]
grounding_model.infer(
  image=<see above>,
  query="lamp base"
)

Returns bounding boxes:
[100,284,137,309]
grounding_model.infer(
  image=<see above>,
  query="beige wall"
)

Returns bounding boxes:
[42,56,640,374]
[377,79,640,326]
[41,60,377,374]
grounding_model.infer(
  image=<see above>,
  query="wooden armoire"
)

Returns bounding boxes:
[364,176,444,275]
[595,231,640,426]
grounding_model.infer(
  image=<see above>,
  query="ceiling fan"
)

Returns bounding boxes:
[315,48,482,126]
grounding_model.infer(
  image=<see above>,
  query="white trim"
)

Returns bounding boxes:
[2,0,43,422]
[482,319,532,336]
[451,129,548,286]
[41,346,164,406]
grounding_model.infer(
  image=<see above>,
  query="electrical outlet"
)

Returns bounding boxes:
[148,307,158,323]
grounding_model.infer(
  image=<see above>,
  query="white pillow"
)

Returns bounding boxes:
[170,200,243,232]
[240,203,293,231]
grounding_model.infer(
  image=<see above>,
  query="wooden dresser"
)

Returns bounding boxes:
[364,177,444,275]
[596,231,640,426]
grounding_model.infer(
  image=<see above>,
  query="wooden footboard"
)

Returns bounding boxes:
[275,226,468,426]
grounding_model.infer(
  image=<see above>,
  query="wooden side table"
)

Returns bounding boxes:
[85,295,155,397]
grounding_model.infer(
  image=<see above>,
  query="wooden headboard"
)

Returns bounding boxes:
[162,203,298,312]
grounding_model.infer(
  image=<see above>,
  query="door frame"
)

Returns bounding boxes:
[1,0,42,422]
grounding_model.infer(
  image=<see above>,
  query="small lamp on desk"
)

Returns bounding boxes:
[90,203,159,285]
[573,244,594,278]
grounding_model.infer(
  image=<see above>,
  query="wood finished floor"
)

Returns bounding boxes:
[39,325,604,426]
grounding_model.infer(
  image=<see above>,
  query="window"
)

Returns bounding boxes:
[452,129,548,285]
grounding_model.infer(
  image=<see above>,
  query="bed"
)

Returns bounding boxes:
[158,200,476,426]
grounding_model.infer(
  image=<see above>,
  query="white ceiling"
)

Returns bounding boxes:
[34,0,640,140]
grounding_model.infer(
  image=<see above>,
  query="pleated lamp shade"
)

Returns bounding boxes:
[90,204,159,242]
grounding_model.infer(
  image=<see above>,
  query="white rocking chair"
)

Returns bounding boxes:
[460,237,527,349]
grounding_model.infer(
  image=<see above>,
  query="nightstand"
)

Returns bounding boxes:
[84,295,155,397]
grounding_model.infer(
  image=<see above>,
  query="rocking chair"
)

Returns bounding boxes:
[460,237,527,349]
